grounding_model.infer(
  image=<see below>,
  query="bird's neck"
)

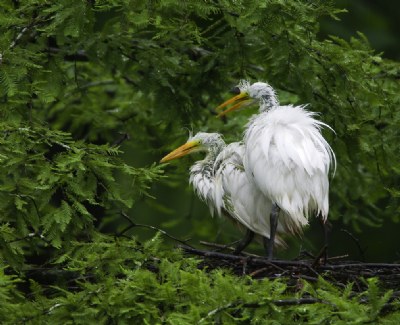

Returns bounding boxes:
[204,146,222,166]
[194,143,224,172]
[190,151,216,194]
[259,94,279,112]
[192,156,214,176]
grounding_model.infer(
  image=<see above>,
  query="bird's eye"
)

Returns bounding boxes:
[230,86,241,95]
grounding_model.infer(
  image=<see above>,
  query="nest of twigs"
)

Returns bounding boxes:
[179,243,400,292]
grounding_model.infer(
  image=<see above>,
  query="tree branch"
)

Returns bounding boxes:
[118,212,193,247]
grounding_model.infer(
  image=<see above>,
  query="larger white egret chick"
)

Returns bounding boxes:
[216,80,336,259]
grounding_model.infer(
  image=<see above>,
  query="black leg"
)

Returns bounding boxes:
[233,229,254,254]
[265,203,280,260]
[319,217,331,264]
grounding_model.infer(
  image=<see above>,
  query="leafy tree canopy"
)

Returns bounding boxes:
[0,0,399,323]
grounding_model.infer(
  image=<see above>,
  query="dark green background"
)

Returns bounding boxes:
[121,0,400,263]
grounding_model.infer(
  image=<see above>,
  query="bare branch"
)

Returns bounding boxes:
[340,228,367,262]
[118,212,193,247]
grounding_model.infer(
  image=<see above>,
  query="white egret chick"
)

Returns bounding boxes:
[216,80,336,259]
[160,132,300,253]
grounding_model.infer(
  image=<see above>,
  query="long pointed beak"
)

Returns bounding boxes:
[215,92,252,118]
[160,140,199,163]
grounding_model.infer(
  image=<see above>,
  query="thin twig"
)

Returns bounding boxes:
[198,298,334,323]
[249,267,269,277]
[199,241,260,257]
[199,240,237,251]
[249,263,288,277]
[7,232,35,243]
[198,301,242,324]
[119,212,193,247]
[112,133,130,147]
[47,47,89,61]
[326,254,349,261]
[340,228,367,262]
[272,298,326,306]
[9,26,29,50]
[291,274,319,282]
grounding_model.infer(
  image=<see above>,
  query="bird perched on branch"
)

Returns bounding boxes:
[160,132,301,253]
[216,80,336,259]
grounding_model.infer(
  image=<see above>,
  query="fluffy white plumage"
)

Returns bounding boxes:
[162,132,296,248]
[235,81,336,225]
[188,133,224,216]
[214,141,292,247]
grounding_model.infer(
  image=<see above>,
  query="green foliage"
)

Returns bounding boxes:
[0,122,162,268]
[0,0,399,322]
[3,0,395,230]
[0,234,398,324]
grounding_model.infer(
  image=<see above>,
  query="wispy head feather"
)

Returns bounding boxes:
[181,126,194,140]
[238,80,251,92]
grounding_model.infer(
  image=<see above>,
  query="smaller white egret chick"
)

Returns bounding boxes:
[161,132,301,254]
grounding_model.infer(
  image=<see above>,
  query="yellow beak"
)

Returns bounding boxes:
[160,140,200,163]
[215,92,252,118]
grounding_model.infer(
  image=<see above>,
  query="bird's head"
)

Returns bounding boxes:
[160,132,224,163]
[216,80,279,117]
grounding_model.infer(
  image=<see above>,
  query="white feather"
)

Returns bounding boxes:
[187,133,298,247]
[240,90,335,224]
[214,142,301,247]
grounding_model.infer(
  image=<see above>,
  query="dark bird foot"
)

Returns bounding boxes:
[233,229,254,254]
